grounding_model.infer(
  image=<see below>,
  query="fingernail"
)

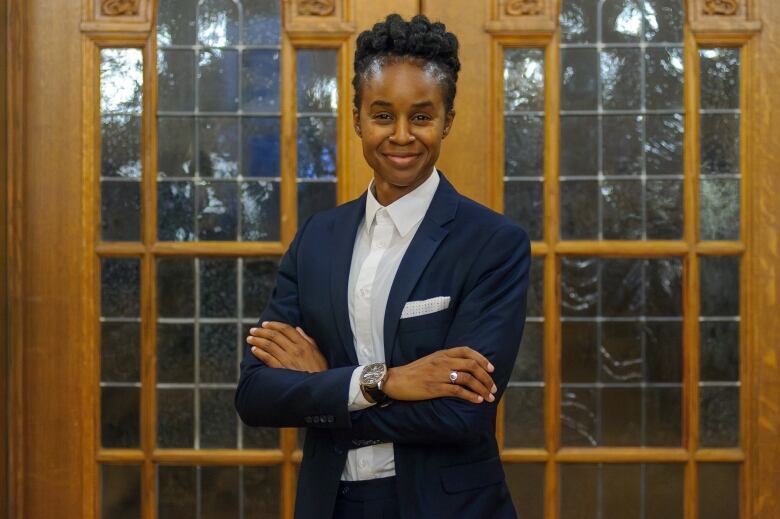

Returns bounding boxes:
[488,394,495,402]
[249,328,257,333]
[477,395,484,402]
[491,384,497,393]
[487,362,495,372]
[251,347,257,353]
[261,321,268,327]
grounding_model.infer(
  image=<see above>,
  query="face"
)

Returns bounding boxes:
[353,60,455,205]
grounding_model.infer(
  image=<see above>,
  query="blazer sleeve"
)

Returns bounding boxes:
[334,223,531,446]
[234,216,355,429]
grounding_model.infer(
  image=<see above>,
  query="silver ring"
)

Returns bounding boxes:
[449,371,459,384]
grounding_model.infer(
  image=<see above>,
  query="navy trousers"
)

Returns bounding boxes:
[332,477,400,519]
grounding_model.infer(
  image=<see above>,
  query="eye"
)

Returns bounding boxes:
[372,112,392,121]
[412,114,432,122]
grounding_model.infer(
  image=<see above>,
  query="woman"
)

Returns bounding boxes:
[237,13,530,519]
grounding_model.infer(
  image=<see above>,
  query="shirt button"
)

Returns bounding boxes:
[359,459,367,468]
[360,287,370,297]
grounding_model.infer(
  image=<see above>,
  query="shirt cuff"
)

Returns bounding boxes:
[347,365,376,412]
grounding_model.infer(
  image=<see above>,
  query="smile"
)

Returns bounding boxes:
[383,153,421,167]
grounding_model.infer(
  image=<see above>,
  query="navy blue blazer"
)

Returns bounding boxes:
[235,173,531,518]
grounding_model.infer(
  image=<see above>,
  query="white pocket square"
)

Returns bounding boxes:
[401,296,451,319]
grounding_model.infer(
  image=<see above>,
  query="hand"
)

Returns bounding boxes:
[246,322,328,373]
[382,346,498,404]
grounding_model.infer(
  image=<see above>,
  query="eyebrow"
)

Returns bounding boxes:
[369,99,435,109]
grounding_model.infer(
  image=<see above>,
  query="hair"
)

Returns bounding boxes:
[352,13,461,113]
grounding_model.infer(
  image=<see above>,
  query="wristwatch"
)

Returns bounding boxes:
[359,363,392,407]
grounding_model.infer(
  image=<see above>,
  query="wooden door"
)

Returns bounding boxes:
[6,0,780,518]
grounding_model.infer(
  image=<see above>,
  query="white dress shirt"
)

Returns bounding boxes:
[340,167,441,481]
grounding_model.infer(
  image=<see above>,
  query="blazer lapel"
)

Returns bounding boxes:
[383,174,459,363]
[329,195,366,366]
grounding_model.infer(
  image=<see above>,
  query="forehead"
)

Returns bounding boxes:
[361,60,446,106]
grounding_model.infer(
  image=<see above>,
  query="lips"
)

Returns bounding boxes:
[383,153,421,167]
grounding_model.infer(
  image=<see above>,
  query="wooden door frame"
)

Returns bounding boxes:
[5,0,780,518]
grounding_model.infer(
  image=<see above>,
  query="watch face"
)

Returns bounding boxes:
[361,363,385,386]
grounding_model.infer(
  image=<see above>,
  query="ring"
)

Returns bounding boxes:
[449,371,459,384]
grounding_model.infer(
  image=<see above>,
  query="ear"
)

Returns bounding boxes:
[352,106,361,136]
[442,110,456,139]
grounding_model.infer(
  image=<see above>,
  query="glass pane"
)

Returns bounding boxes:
[560,463,684,519]
[698,463,740,519]
[200,389,237,448]
[157,258,195,317]
[158,180,196,241]
[700,48,740,109]
[561,48,598,110]
[158,466,196,518]
[200,259,237,317]
[561,258,683,446]
[603,115,642,176]
[701,114,740,175]
[504,48,544,112]
[643,0,684,43]
[646,47,684,110]
[102,115,141,179]
[100,49,143,114]
[505,115,544,178]
[297,49,338,113]
[101,387,141,448]
[645,114,683,176]
[243,0,281,45]
[200,324,237,383]
[560,116,598,176]
[700,256,740,316]
[157,0,197,46]
[241,181,281,241]
[158,117,195,178]
[242,50,281,112]
[101,322,141,383]
[157,388,194,448]
[157,323,195,383]
[242,117,281,177]
[101,259,140,318]
[700,385,740,447]
[504,387,544,447]
[244,466,282,517]
[198,49,239,112]
[600,48,641,110]
[561,179,598,238]
[101,181,141,241]
[701,177,740,240]
[504,464,545,519]
[101,464,141,519]
[196,180,238,240]
[242,258,279,318]
[201,466,239,518]
[504,180,543,241]
[158,49,196,112]
[646,179,683,239]
[197,0,239,47]
[602,0,642,43]
[198,117,238,178]
[298,182,337,226]
[560,0,597,43]
[297,116,337,179]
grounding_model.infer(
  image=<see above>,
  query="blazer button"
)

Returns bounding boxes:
[304,416,312,424]
[313,416,320,423]
[327,415,334,423]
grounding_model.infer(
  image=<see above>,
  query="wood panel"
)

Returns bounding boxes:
[11,0,86,517]
[0,0,8,513]
[751,1,780,516]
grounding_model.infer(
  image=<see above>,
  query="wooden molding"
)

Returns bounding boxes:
[101,0,141,16]
[505,0,544,16]
[286,0,354,35]
[297,0,336,17]
[487,0,557,34]
[688,0,762,35]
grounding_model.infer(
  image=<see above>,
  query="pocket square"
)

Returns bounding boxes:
[401,296,451,319]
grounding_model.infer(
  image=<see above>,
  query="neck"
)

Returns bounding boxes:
[372,168,434,206]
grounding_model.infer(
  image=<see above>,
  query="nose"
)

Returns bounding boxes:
[389,119,415,144]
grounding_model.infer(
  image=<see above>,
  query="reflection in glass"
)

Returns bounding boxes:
[698,464,740,519]
[242,50,281,112]
[101,464,142,519]
[504,49,544,111]
[197,0,239,47]
[297,49,338,113]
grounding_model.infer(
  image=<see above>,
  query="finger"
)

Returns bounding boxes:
[261,321,305,346]
[295,326,315,345]
[450,371,494,402]
[445,346,495,373]
[444,382,484,404]
[250,346,283,368]
[450,358,497,396]
[251,327,297,352]
[247,336,290,365]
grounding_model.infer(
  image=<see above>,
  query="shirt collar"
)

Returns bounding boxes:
[364,167,440,238]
